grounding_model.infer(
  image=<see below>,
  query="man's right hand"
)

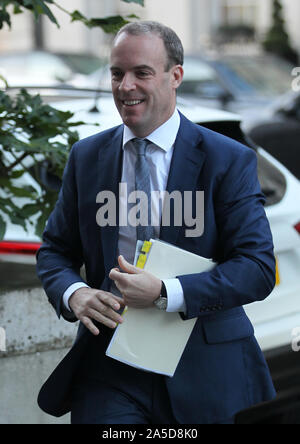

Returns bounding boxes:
[69,288,125,336]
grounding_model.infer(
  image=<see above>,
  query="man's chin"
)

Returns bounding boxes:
[121,115,146,135]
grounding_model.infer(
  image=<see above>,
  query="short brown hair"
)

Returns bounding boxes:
[114,21,184,71]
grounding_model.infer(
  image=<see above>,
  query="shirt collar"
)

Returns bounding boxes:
[122,109,180,152]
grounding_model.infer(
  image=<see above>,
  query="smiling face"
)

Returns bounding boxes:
[110,32,183,138]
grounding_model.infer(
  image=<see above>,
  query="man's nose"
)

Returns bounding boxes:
[119,73,136,92]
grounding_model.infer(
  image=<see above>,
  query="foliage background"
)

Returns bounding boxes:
[0,0,144,239]
[263,0,298,64]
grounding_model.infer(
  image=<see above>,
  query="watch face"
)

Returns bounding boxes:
[154,297,168,310]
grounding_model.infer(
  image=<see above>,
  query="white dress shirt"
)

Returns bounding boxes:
[63,109,186,313]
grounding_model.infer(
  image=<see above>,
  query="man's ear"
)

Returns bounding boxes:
[171,64,184,89]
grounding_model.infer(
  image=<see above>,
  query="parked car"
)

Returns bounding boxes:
[1,88,300,423]
[71,53,294,119]
[244,91,300,180]
[0,50,106,87]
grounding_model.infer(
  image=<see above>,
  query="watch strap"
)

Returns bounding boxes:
[160,281,167,298]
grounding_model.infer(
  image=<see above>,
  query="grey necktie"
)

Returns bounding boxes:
[132,138,154,241]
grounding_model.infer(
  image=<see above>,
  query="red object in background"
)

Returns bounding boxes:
[0,241,41,255]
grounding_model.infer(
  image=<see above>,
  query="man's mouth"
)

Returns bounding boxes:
[122,99,144,106]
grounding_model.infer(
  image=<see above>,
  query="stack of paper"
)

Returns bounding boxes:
[106,239,215,377]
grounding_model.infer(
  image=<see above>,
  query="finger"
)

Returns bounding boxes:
[109,267,123,282]
[109,294,126,308]
[89,296,125,323]
[96,292,124,311]
[88,301,124,324]
[114,296,126,307]
[88,308,122,329]
[109,270,129,290]
[81,316,100,336]
[118,255,142,275]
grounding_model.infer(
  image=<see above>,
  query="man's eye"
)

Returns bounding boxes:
[136,71,150,77]
[111,71,123,79]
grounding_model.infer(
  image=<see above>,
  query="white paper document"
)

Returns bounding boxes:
[106,239,215,376]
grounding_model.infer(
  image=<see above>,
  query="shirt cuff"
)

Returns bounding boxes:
[63,282,90,311]
[164,278,186,314]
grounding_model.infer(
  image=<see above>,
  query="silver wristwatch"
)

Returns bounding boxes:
[154,281,168,311]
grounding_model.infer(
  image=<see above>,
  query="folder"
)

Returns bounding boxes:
[106,239,215,377]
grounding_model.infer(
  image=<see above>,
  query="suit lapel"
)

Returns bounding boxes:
[160,114,206,245]
[97,125,123,276]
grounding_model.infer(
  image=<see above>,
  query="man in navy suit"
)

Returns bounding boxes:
[36,21,276,424]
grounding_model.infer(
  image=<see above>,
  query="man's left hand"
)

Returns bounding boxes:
[109,255,162,308]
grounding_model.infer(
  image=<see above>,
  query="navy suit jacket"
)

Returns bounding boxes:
[36,112,276,423]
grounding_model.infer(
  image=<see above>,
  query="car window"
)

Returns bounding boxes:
[214,56,293,97]
[256,152,287,206]
[178,57,227,98]
[0,52,72,84]
[28,52,72,82]
[56,53,107,76]
[198,120,287,206]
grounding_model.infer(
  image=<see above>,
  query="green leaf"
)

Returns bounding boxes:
[126,14,139,19]
[6,185,37,198]
[0,214,6,241]
[0,1,12,29]
[21,203,42,218]
[70,10,86,23]
[88,16,131,33]
[9,214,27,231]
[26,0,58,25]
[13,5,22,14]
[9,170,25,179]
[70,11,130,33]
[0,177,11,188]
[1,0,59,28]
[0,0,144,32]
[0,86,84,233]
[35,211,49,238]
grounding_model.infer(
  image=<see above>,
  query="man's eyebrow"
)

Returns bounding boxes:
[110,65,155,73]
[110,66,121,71]
[134,65,155,73]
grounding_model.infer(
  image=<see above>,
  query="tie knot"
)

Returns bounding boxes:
[132,138,149,156]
